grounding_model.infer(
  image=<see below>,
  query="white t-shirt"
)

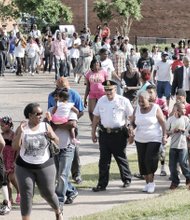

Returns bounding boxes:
[30,30,41,38]
[101,58,115,80]
[14,41,25,58]
[93,94,133,128]
[166,115,189,149]
[70,38,81,58]
[26,43,39,58]
[155,60,172,82]
[20,122,50,164]
[54,102,77,120]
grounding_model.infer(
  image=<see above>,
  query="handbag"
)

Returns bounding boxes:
[45,123,60,157]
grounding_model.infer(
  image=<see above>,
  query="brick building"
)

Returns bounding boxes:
[63,0,190,42]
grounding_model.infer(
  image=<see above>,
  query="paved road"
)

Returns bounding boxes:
[0,72,182,220]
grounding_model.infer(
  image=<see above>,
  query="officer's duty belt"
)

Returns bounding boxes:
[99,124,125,134]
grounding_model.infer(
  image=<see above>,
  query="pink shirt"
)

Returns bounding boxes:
[51,39,67,60]
[86,69,108,99]
[155,98,169,117]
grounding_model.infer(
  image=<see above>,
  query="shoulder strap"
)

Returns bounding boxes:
[45,122,48,132]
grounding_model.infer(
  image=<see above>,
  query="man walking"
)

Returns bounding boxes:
[91,80,133,192]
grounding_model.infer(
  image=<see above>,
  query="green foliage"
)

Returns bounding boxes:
[0,0,73,26]
[93,0,143,35]
[0,1,19,22]
[93,0,113,23]
[14,0,73,24]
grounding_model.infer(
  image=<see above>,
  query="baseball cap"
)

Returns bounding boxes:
[124,36,129,41]
[161,51,168,56]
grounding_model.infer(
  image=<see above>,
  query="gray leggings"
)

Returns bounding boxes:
[15,164,59,216]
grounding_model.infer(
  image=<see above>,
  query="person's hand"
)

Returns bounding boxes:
[92,132,97,143]
[18,121,27,133]
[19,121,27,132]
[162,136,167,145]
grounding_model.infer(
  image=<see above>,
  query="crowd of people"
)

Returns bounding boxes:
[1,21,190,219]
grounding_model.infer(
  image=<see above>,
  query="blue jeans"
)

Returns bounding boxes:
[55,146,77,203]
[54,57,66,80]
[169,148,190,185]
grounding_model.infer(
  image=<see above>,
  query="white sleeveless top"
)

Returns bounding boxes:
[134,104,162,143]
[20,122,50,164]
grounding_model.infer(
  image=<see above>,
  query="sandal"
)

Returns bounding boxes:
[56,211,63,220]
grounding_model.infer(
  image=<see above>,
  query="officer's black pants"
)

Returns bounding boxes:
[98,131,131,188]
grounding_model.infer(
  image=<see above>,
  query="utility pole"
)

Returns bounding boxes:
[84,0,88,29]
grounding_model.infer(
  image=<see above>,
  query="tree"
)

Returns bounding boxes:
[94,0,143,36]
[93,0,113,23]
[0,1,19,23]
[0,0,73,27]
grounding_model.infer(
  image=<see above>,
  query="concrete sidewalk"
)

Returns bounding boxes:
[0,72,177,220]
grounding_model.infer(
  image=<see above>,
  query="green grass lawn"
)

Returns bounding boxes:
[72,189,190,220]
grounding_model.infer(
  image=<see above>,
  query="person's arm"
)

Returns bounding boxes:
[171,68,179,96]
[0,133,5,154]
[153,69,157,84]
[12,121,27,151]
[156,106,167,144]
[71,106,79,115]
[84,80,90,108]
[91,115,100,143]
[15,38,20,47]
[112,70,121,81]
[126,107,136,142]
[51,106,57,115]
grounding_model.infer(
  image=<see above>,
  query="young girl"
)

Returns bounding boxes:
[47,89,80,145]
[0,116,20,204]
[0,133,11,215]
[166,102,190,190]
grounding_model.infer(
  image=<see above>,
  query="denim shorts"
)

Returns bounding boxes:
[157,81,171,99]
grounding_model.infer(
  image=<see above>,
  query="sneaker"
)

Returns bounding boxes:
[0,200,11,215]
[134,173,144,180]
[160,170,167,176]
[123,180,131,188]
[142,184,149,192]
[15,194,21,204]
[31,72,34,76]
[186,179,190,190]
[92,185,106,192]
[169,183,178,190]
[64,191,78,204]
[147,182,155,193]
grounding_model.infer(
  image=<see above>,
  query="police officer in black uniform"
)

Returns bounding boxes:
[91,80,133,192]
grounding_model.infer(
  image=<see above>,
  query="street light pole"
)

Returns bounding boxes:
[84,0,88,29]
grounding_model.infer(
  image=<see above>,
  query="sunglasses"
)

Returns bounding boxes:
[33,112,43,116]
[105,88,114,92]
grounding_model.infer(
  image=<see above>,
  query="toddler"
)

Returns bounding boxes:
[47,89,80,145]
[166,102,190,190]
[0,116,20,204]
